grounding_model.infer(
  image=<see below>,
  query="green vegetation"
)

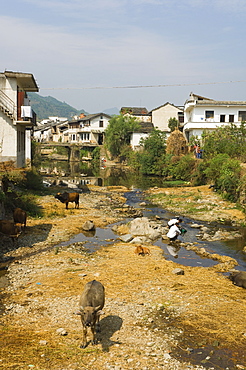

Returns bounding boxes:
[136,129,167,176]
[202,122,246,161]
[91,147,101,176]
[55,146,69,156]
[105,114,140,159]
[168,117,179,132]
[0,169,45,217]
[28,92,87,120]
[104,121,246,209]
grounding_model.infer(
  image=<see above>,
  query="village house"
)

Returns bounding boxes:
[149,102,184,132]
[130,121,154,150]
[120,107,151,122]
[121,104,184,149]
[34,118,69,143]
[183,92,246,142]
[67,113,111,145]
[0,70,39,167]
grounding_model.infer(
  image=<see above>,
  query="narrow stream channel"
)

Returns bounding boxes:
[55,189,246,270]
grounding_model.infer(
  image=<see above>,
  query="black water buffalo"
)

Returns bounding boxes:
[229,271,246,289]
[13,208,27,230]
[76,280,105,348]
[55,192,79,209]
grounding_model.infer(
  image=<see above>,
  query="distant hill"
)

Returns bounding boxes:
[103,107,119,115]
[28,92,88,120]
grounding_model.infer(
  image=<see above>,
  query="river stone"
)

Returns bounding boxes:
[128,217,162,240]
[172,268,184,275]
[56,328,68,336]
[119,234,133,243]
[82,220,95,231]
[139,202,147,206]
[201,233,212,240]
[200,226,209,232]
[39,340,47,345]
[190,223,203,228]
[131,236,150,243]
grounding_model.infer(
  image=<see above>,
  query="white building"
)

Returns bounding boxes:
[120,107,151,122]
[150,102,184,133]
[0,71,38,167]
[130,121,154,150]
[67,113,111,145]
[183,93,246,142]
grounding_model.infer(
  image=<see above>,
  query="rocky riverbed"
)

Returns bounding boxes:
[0,185,246,370]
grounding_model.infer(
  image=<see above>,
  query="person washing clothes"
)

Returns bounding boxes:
[166,221,182,242]
[168,216,182,228]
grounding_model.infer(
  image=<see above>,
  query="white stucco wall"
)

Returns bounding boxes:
[90,115,110,130]
[151,104,183,131]
[184,105,243,125]
[130,132,148,149]
[0,112,17,164]
[26,130,31,161]
[184,102,246,141]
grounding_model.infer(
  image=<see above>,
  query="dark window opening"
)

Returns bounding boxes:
[220,115,225,122]
[178,112,184,123]
[239,111,246,121]
[205,110,214,119]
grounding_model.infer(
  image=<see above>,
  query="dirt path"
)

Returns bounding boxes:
[1,185,246,370]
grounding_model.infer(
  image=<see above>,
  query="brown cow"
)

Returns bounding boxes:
[55,192,79,209]
[76,280,105,348]
[0,220,22,245]
[13,208,27,230]
[134,244,151,256]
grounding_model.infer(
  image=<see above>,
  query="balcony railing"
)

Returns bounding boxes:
[0,89,16,119]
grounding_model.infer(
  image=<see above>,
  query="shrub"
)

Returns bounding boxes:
[168,154,197,181]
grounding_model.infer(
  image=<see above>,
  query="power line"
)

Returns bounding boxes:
[39,79,246,91]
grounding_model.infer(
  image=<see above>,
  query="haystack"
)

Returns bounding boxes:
[166,127,188,156]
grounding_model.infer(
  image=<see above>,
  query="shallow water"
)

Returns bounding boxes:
[55,189,246,270]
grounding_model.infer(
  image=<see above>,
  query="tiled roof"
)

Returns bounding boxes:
[120,107,149,115]
[195,100,246,106]
[149,102,184,113]
[134,121,154,132]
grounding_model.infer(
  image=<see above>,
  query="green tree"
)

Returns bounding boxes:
[137,129,167,175]
[105,115,140,159]
[202,122,246,161]
[168,117,179,132]
[204,153,241,201]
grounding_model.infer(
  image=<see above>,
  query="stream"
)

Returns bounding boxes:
[56,189,246,270]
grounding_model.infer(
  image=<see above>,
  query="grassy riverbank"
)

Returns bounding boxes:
[146,185,246,225]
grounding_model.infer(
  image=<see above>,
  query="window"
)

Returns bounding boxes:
[205,110,214,119]
[99,120,103,127]
[239,111,246,122]
[229,115,234,122]
[81,133,90,141]
[220,115,225,123]
[178,112,184,123]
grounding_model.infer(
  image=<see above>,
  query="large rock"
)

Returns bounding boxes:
[82,220,95,231]
[128,217,162,241]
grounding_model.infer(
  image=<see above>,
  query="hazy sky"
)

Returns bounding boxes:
[2,0,246,113]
